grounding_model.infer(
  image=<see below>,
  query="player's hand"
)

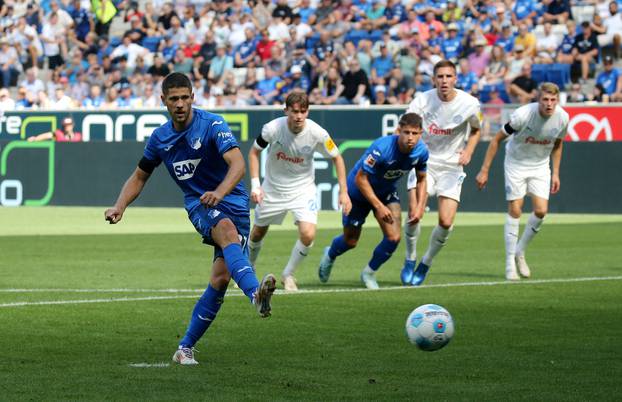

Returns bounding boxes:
[408,207,424,225]
[550,174,560,194]
[104,207,123,224]
[458,150,472,166]
[251,187,264,204]
[475,170,488,190]
[200,190,224,207]
[339,192,352,216]
[376,204,394,224]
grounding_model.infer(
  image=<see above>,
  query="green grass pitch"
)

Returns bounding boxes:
[1,208,621,401]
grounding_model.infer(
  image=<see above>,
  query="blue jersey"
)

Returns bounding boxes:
[347,135,428,203]
[144,108,249,217]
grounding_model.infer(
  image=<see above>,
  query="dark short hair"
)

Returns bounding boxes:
[433,59,457,76]
[285,91,309,110]
[399,112,423,129]
[162,72,192,96]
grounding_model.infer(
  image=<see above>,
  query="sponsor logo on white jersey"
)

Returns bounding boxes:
[525,136,552,145]
[173,158,201,180]
[276,151,304,164]
[428,123,453,136]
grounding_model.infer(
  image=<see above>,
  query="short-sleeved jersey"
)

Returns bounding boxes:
[503,103,569,169]
[259,117,340,194]
[406,89,481,167]
[144,108,249,216]
[347,135,429,203]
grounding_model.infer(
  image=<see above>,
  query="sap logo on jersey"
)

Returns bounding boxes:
[384,169,408,180]
[173,158,201,180]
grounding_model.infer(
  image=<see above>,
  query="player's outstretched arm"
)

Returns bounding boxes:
[201,147,246,207]
[105,167,152,224]
[248,146,264,204]
[408,171,428,225]
[550,138,563,194]
[476,130,508,190]
[332,154,352,215]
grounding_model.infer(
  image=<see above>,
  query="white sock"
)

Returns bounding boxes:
[362,265,375,275]
[516,213,543,256]
[404,222,421,262]
[282,239,312,277]
[421,225,452,266]
[504,214,520,262]
[248,239,263,266]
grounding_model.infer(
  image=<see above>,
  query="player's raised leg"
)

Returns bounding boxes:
[174,259,230,365]
[413,196,458,285]
[282,221,315,291]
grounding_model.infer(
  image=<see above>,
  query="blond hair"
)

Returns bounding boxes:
[539,82,560,98]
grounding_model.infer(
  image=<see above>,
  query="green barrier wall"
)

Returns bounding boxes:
[1,140,620,213]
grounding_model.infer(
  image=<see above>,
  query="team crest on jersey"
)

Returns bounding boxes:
[301,145,312,154]
[325,138,336,152]
[173,158,201,180]
[364,154,376,168]
[191,138,202,150]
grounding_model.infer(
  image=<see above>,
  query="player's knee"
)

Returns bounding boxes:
[211,271,231,289]
[534,209,547,219]
[386,233,401,244]
[300,234,315,247]
[438,219,453,230]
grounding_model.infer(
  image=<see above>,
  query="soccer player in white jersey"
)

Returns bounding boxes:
[476,82,568,280]
[401,60,482,286]
[248,91,352,291]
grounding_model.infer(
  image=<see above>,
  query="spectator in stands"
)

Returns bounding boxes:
[83,84,105,108]
[495,22,515,54]
[565,82,588,102]
[457,58,479,94]
[110,34,150,70]
[378,0,406,31]
[315,0,335,26]
[288,65,311,93]
[442,0,461,22]
[253,0,275,31]
[481,88,505,139]
[588,82,609,102]
[512,0,538,25]
[598,1,622,59]
[53,81,74,109]
[147,54,171,79]
[253,67,281,105]
[28,116,82,142]
[572,21,600,82]
[40,12,66,70]
[479,45,508,87]
[506,44,529,82]
[441,23,463,62]
[125,15,147,44]
[117,82,141,108]
[536,21,561,64]
[312,32,336,65]
[372,85,390,104]
[543,0,572,24]
[157,3,179,33]
[557,19,577,64]
[335,58,371,105]
[417,46,442,78]
[142,84,160,107]
[386,66,413,104]
[467,38,491,77]
[514,22,537,58]
[296,0,316,25]
[0,38,19,89]
[15,86,33,109]
[356,39,374,77]
[508,62,538,104]
[234,28,258,67]
[426,26,443,56]
[370,44,394,85]
[0,88,15,111]
[596,55,622,100]
[11,16,42,71]
[19,68,45,95]
[256,29,276,62]
[172,48,193,75]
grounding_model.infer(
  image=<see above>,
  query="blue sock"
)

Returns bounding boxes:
[223,243,259,301]
[328,234,354,260]
[180,284,226,348]
[368,237,399,271]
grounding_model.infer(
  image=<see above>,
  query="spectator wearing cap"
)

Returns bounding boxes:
[370,44,394,85]
[596,55,622,101]
[543,0,572,24]
[506,44,528,81]
[442,23,463,61]
[490,4,511,34]
[117,82,140,108]
[457,58,479,94]
[442,0,461,23]
[572,21,600,82]
[535,22,561,64]
[272,0,293,24]
[598,1,622,59]
[556,20,577,64]
[0,88,15,111]
[508,62,537,104]
[0,39,20,88]
[288,65,311,93]
[514,22,536,57]
[28,116,82,142]
[372,85,390,104]
[467,38,491,77]
[495,22,516,54]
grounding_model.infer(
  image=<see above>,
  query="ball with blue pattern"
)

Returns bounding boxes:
[405,304,454,351]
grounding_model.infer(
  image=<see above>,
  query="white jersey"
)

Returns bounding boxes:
[406,89,481,168]
[259,117,339,194]
[503,103,569,169]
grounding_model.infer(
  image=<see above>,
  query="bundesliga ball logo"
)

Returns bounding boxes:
[405,304,455,351]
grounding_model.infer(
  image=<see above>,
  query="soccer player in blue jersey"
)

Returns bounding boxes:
[317,113,429,289]
[104,72,276,365]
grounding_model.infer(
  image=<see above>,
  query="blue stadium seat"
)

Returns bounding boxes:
[368,30,384,43]
[142,36,162,53]
[547,64,571,88]
[344,30,367,47]
[531,64,548,84]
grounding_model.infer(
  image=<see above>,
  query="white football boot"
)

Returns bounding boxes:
[515,255,531,278]
[172,347,199,365]
[281,275,298,291]
[360,269,380,290]
[505,258,520,281]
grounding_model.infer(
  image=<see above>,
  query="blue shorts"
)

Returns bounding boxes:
[342,191,400,228]
[188,206,250,260]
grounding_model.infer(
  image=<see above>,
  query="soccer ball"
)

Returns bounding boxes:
[405,304,454,351]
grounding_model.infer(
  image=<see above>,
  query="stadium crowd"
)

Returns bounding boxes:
[0,0,621,111]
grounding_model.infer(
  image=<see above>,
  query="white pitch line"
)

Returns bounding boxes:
[128,363,171,368]
[0,288,206,293]
[1,275,621,308]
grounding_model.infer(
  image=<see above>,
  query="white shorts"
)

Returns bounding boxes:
[504,163,550,201]
[426,164,466,202]
[253,185,318,227]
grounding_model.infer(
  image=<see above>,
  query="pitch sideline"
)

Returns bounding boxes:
[1,275,621,308]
